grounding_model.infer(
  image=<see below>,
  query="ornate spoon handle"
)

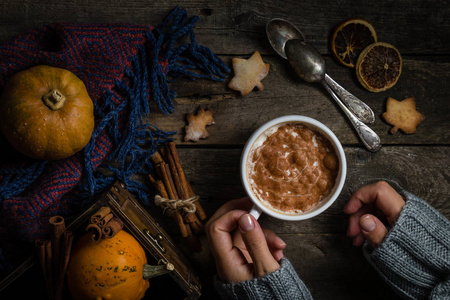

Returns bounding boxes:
[324,74,375,124]
[321,80,381,152]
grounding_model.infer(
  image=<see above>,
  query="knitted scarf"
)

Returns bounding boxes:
[0,7,229,277]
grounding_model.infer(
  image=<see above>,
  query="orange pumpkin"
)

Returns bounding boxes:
[0,65,94,160]
[67,230,150,300]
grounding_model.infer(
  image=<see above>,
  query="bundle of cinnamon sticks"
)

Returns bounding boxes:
[35,216,73,300]
[149,142,206,252]
[86,206,124,241]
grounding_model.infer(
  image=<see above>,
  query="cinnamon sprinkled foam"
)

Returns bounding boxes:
[246,123,339,214]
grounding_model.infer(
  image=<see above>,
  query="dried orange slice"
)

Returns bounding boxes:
[356,42,402,92]
[331,18,378,68]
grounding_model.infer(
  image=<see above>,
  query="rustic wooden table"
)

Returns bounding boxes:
[0,1,449,299]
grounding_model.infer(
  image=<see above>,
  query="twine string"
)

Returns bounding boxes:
[154,194,199,215]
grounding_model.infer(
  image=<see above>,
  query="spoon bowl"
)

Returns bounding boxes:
[285,39,325,83]
[266,18,305,59]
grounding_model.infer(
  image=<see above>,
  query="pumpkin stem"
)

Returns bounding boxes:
[142,262,174,280]
[42,89,66,110]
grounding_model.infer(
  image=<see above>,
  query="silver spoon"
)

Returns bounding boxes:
[266,19,381,152]
[266,18,375,124]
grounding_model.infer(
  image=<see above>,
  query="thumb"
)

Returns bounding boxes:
[359,214,389,248]
[238,214,280,277]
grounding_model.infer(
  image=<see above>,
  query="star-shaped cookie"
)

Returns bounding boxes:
[228,51,270,96]
[382,96,425,134]
[184,108,215,142]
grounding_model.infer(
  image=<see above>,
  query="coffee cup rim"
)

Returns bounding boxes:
[240,115,347,221]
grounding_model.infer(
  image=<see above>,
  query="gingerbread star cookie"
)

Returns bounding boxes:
[382,96,425,134]
[228,51,270,96]
[184,108,215,142]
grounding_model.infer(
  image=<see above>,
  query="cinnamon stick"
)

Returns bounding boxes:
[148,173,157,185]
[164,163,179,200]
[195,218,205,231]
[35,240,52,299]
[167,142,191,199]
[173,211,188,238]
[185,222,193,236]
[156,162,178,200]
[49,216,65,255]
[102,217,124,238]
[184,213,198,224]
[90,206,111,224]
[190,221,202,235]
[150,151,164,165]
[49,215,65,293]
[86,223,102,241]
[44,240,53,299]
[149,175,169,199]
[165,144,188,199]
[184,175,206,221]
[184,212,203,234]
[55,231,73,300]
[97,213,114,227]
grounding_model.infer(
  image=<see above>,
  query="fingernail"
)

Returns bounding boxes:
[276,236,286,248]
[239,214,255,232]
[360,216,376,232]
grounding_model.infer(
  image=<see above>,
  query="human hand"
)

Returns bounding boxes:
[205,197,286,283]
[344,181,406,248]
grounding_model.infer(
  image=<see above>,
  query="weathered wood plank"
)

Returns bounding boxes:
[151,55,450,146]
[1,0,449,55]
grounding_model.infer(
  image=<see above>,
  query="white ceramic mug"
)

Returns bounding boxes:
[240,115,347,221]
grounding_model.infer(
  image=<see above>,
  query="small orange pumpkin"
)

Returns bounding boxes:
[67,230,150,300]
[0,65,94,160]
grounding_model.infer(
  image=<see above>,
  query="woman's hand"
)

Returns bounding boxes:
[344,181,406,248]
[205,197,286,283]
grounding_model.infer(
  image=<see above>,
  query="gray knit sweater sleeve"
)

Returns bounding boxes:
[214,258,313,300]
[363,191,450,299]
